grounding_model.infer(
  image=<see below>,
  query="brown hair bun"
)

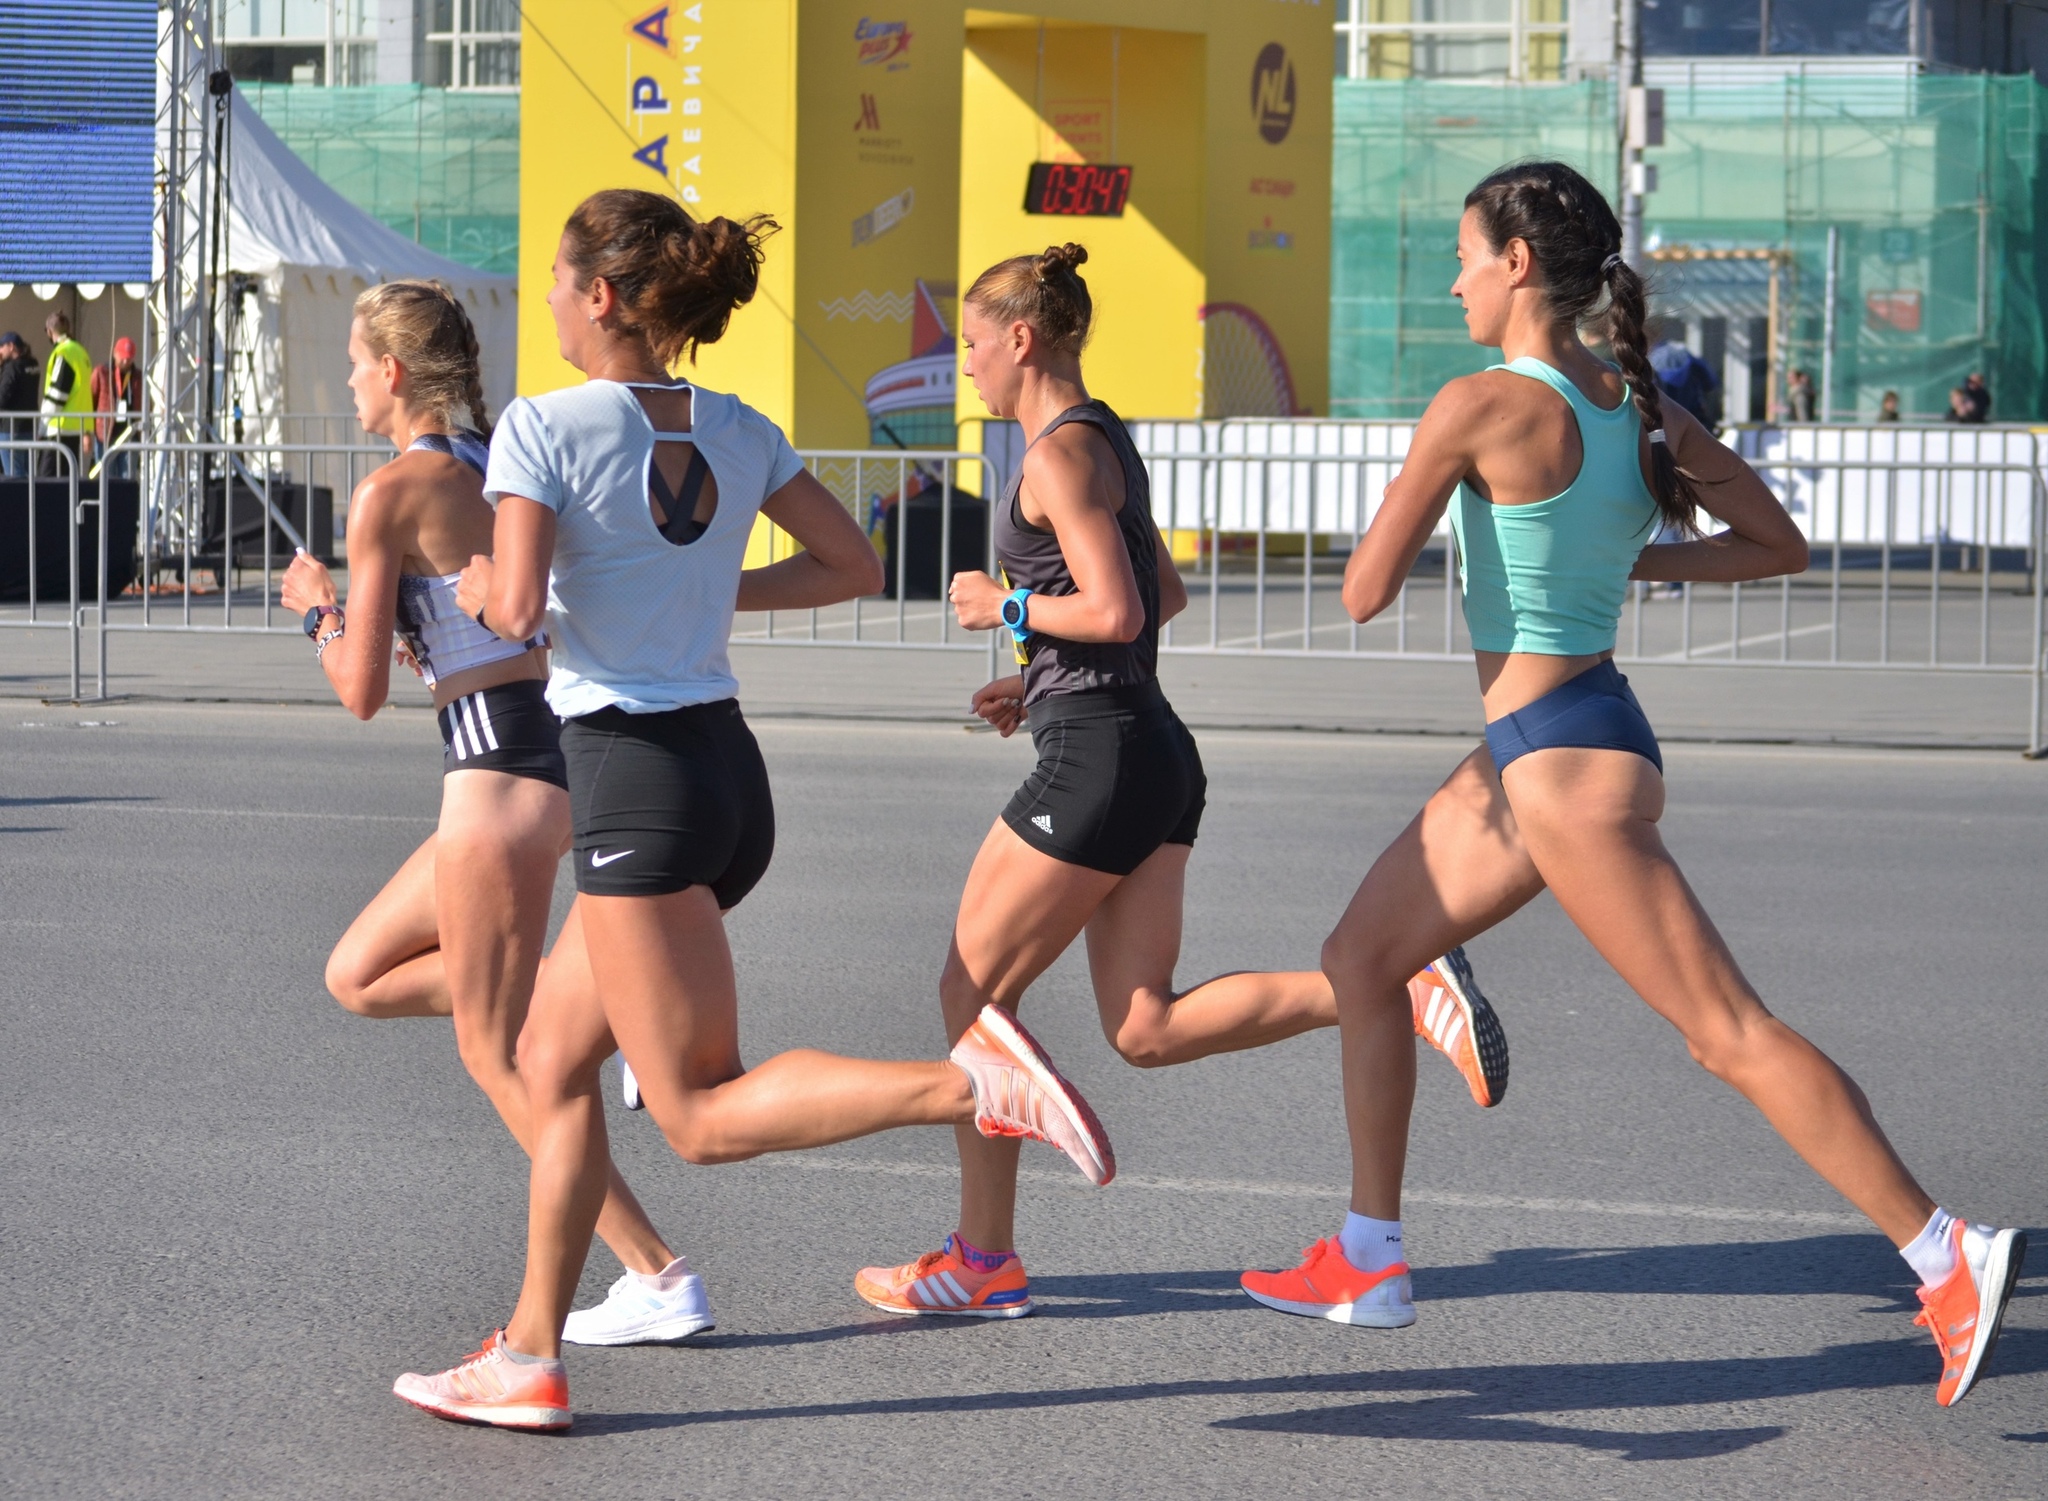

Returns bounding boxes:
[561,188,780,365]
[966,243,1094,354]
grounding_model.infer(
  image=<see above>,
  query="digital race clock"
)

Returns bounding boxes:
[1023,162,1133,218]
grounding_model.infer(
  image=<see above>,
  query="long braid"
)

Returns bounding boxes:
[1604,259,1698,534]
[432,281,491,437]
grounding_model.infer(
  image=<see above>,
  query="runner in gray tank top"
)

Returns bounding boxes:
[855,244,1517,1321]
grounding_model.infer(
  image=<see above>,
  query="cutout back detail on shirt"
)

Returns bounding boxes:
[626,381,719,547]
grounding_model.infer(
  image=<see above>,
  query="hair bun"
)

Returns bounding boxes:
[1039,243,1088,280]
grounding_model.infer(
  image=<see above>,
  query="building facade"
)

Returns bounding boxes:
[1333,2,2048,422]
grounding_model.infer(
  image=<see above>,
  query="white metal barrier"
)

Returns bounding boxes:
[7,423,2045,750]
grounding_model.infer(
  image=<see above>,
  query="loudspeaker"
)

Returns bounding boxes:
[0,479,141,602]
[880,487,988,600]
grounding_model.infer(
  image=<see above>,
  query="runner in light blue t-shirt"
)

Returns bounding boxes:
[392,188,1122,1434]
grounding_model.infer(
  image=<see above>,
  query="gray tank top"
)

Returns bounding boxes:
[993,400,1160,707]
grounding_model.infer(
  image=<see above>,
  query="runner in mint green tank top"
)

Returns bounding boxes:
[1447,354,1658,657]
[1241,160,2026,1411]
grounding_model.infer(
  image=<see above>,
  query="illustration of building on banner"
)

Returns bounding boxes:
[863,278,957,447]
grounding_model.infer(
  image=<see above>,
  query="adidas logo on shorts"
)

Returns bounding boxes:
[1031,814,1054,834]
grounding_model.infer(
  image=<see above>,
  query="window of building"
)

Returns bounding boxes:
[427,0,521,91]
[1335,0,1570,82]
[1643,0,1912,58]
[222,0,376,86]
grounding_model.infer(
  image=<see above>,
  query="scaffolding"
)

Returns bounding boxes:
[1332,72,2048,423]
[241,83,518,274]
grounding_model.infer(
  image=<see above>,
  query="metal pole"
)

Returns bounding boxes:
[1618,0,1643,268]
[1820,225,1838,422]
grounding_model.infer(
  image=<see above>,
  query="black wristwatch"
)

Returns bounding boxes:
[303,604,343,638]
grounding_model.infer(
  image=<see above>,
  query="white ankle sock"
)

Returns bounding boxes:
[633,1255,695,1291]
[1901,1208,1958,1287]
[1339,1212,1405,1274]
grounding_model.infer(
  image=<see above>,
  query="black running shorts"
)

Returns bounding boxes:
[1001,680,1205,877]
[561,698,776,904]
[437,678,568,788]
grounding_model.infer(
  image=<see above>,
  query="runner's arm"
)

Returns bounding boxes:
[738,471,886,612]
[1341,378,1481,623]
[950,427,1144,642]
[462,495,554,641]
[281,472,397,719]
[1628,403,1807,583]
[1154,525,1188,624]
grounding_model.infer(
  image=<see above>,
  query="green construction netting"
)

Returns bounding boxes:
[243,83,518,276]
[1333,73,2048,423]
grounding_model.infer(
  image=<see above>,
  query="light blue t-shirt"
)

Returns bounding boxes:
[485,379,806,718]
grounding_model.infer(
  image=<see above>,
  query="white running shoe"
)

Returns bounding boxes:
[562,1265,715,1347]
[950,1004,1115,1185]
[619,1054,643,1111]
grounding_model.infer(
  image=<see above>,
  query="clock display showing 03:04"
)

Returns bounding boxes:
[1023,162,1133,217]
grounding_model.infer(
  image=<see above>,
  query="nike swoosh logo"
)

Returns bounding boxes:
[590,849,635,867]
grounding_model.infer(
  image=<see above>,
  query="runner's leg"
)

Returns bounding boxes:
[437,771,676,1274]
[1500,745,1935,1243]
[507,888,983,1357]
[942,819,1125,1252]
[1323,747,1547,1219]
[1085,842,1330,1068]
[325,834,449,1017]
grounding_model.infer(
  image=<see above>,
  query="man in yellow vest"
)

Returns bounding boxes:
[39,310,93,478]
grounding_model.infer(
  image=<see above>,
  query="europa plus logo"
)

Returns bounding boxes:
[856,17,912,69]
[1251,43,1295,144]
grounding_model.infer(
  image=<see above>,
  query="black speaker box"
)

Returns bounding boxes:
[0,479,141,602]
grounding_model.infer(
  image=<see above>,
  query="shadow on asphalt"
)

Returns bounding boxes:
[0,793,155,807]
[574,1328,2048,1454]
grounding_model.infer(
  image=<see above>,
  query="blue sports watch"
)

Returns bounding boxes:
[1000,588,1032,644]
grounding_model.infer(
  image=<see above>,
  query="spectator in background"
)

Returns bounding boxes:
[0,332,37,478]
[1647,318,1722,431]
[1786,368,1817,423]
[1944,387,1982,424]
[1877,390,1901,423]
[1964,371,1991,422]
[39,311,93,477]
[92,336,143,479]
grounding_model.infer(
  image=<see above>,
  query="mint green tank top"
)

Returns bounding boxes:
[1446,357,1660,656]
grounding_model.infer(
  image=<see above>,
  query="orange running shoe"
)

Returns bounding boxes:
[1914,1220,2027,1407]
[1410,945,1509,1108]
[1241,1237,1416,1328]
[855,1233,1035,1318]
[951,1004,1115,1185]
[391,1330,571,1432]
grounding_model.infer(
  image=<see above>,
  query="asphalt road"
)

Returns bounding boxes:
[4,697,2045,1498]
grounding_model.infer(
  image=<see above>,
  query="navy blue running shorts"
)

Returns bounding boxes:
[1484,659,1663,775]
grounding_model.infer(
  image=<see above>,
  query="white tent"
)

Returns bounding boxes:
[224,88,517,427]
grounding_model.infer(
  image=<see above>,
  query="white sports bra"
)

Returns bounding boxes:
[394,430,543,688]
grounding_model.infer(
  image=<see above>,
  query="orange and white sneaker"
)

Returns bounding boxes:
[951,1004,1115,1185]
[1914,1220,2027,1407]
[1241,1237,1416,1328]
[391,1330,571,1432]
[855,1233,1035,1318]
[1410,945,1509,1108]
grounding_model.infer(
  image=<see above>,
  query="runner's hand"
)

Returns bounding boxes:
[972,675,1026,737]
[280,548,336,615]
[455,554,494,628]
[949,570,1006,630]
[395,645,424,678]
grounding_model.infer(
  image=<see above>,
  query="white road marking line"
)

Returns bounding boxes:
[751,1155,1867,1228]
[1650,621,1837,660]
[55,805,437,824]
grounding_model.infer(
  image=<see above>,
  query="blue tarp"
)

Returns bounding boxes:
[0,0,154,281]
